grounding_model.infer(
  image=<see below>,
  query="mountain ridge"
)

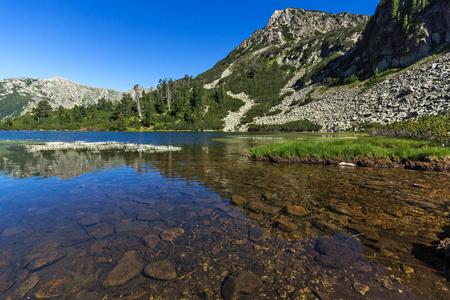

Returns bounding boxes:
[0,77,151,119]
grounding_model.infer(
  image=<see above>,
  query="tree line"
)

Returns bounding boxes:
[0,76,244,131]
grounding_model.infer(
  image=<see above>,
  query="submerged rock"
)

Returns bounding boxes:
[231,195,248,206]
[221,271,262,300]
[6,273,39,300]
[141,233,161,249]
[85,223,114,239]
[284,205,308,216]
[144,260,177,281]
[246,201,281,215]
[249,227,268,242]
[160,228,184,241]
[275,216,298,232]
[34,274,78,299]
[25,251,66,271]
[103,251,144,288]
[347,224,379,242]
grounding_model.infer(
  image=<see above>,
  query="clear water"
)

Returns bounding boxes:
[0,131,448,299]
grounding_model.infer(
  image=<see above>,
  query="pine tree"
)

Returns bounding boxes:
[391,0,400,20]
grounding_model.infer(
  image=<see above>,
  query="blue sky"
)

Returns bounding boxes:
[0,1,380,91]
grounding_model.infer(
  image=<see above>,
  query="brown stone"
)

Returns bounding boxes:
[103,251,144,288]
[115,221,151,238]
[34,275,79,299]
[85,223,114,239]
[262,191,277,201]
[275,217,298,232]
[136,210,161,221]
[347,224,379,242]
[0,249,11,267]
[141,233,161,249]
[6,273,39,300]
[144,260,177,280]
[231,195,248,206]
[159,228,184,241]
[77,215,100,226]
[353,282,370,296]
[89,240,110,254]
[221,271,262,300]
[284,205,308,216]
[249,227,268,242]
[2,227,32,239]
[32,241,60,253]
[25,251,66,271]
[246,201,281,215]
[312,220,341,235]
[248,212,264,220]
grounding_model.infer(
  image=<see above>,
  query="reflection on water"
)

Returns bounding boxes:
[0,132,449,299]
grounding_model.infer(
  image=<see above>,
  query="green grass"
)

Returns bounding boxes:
[245,136,450,161]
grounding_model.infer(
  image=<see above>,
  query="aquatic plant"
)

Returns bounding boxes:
[25,141,182,153]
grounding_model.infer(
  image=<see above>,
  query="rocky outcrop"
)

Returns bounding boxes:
[345,0,450,76]
[239,8,370,49]
[254,51,450,131]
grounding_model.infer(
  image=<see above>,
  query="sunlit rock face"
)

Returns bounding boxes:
[0,77,152,119]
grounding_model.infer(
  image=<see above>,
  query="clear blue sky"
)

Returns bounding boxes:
[0,0,380,91]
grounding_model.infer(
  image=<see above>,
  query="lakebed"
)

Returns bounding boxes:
[0,131,449,299]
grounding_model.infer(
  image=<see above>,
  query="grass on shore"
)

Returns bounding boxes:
[245,136,450,161]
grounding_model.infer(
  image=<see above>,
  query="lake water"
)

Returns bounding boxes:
[0,131,449,299]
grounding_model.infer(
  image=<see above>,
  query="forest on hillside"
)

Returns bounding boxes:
[0,76,244,131]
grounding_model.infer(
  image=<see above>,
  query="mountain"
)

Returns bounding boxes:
[2,0,448,131]
[197,0,449,131]
[0,77,151,119]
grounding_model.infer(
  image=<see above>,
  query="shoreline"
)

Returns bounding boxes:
[247,155,450,172]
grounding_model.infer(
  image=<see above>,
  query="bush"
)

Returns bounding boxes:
[247,120,322,132]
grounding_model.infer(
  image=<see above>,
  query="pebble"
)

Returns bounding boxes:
[353,282,370,295]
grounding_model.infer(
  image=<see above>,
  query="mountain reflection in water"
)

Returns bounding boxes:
[0,132,448,299]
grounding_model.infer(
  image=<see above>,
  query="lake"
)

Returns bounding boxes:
[0,131,449,299]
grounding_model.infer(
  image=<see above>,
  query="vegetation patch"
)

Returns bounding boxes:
[362,112,450,144]
[245,136,450,171]
[248,120,322,132]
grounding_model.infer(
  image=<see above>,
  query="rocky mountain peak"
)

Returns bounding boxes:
[239,8,370,49]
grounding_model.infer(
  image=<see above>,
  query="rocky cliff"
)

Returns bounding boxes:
[341,0,450,77]
[0,77,151,119]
